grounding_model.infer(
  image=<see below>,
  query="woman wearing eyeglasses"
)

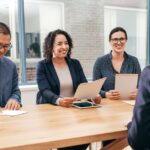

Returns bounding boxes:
[93,26,141,147]
[93,27,141,101]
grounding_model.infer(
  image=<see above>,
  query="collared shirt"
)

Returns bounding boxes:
[93,51,141,98]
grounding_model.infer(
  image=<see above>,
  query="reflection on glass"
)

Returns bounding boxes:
[28,41,40,58]
[16,33,41,58]
[27,33,40,58]
[24,0,64,82]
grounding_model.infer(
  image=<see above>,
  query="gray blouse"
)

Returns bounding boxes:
[93,51,141,98]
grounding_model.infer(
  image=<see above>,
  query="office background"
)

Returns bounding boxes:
[0,0,148,105]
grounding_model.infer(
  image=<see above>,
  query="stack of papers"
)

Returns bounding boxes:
[1,110,27,116]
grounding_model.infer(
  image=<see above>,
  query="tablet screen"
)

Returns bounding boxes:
[72,101,100,108]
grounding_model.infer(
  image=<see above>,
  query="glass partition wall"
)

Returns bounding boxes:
[0,0,147,84]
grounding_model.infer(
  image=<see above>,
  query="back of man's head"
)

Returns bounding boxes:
[0,22,11,37]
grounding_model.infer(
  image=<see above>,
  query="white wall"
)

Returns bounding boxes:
[20,85,38,106]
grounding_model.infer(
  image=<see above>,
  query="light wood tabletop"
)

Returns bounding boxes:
[0,99,134,150]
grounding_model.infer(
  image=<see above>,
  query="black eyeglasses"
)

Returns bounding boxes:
[0,43,12,50]
[111,38,126,44]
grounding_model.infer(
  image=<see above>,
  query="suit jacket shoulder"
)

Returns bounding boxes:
[0,57,21,107]
[128,65,150,150]
[36,58,87,104]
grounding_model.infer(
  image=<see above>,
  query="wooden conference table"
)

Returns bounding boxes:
[0,99,134,150]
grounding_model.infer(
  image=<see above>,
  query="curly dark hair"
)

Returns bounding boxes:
[109,27,127,41]
[43,29,73,61]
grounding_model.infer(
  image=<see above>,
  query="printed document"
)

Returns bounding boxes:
[115,74,138,100]
[1,110,27,116]
[74,77,106,99]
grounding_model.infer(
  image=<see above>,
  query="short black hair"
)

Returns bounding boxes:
[0,22,11,37]
[29,42,40,57]
[43,29,73,61]
[109,27,127,41]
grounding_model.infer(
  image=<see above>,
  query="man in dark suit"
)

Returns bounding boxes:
[0,22,21,109]
[128,66,150,150]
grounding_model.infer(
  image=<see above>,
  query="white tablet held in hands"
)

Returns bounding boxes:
[115,74,138,100]
[74,77,106,99]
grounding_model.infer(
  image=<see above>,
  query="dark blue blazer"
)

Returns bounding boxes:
[128,66,150,150]
[0,57,21,107]
[36,58,87,104]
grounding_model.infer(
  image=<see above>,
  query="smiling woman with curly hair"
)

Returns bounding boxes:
[36,29,101,150]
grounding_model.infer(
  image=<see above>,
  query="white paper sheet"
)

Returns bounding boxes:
[1,110,27,116]
[115,74,138,100]
[74,77,106,99]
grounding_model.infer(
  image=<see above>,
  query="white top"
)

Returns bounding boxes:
[54,65,73,104]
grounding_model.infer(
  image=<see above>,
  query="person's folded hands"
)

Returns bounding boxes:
[106,90,120,100]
